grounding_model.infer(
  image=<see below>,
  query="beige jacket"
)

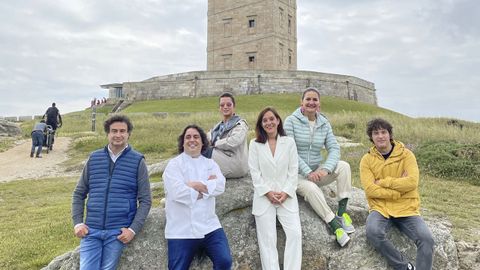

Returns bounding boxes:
[211,119,249,178]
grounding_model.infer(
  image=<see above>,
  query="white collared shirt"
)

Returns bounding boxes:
[163,152,226,239]
[107,144,128,163]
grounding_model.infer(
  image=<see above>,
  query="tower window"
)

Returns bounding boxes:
[224,20,232,37]
[288,15,292,34]
[247,52,257,69]
[279,8,284,27]
[247,15,257,35]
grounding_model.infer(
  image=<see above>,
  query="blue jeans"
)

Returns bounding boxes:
[366,211,435,270]
[167,228,232,270]
[31,131,43,156]
[80,228,125,270]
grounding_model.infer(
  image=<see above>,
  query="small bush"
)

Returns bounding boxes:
[416,141,480,185]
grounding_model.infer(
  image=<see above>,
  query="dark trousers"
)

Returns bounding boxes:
[167,228,232,270]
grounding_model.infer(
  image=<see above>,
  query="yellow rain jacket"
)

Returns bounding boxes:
[360,140,420,218]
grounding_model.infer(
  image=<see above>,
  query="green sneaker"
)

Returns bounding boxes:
[335,228,350,247]
[337,212,355,234]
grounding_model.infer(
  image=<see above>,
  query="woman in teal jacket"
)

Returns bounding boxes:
[284,87,355,247]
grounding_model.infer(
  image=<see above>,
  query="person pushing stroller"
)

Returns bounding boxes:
[42,102,62,149]
[31,120,47,158]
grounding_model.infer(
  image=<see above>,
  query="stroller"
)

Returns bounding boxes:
[43,125,55,153]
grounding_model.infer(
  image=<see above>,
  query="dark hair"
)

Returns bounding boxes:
[366,118,393,143]
[103,115,133,134]
[52,102,56,107]
[255,107,286,143]
[301,87,320,100]
[219,92,235,106]
[177,124,209,153]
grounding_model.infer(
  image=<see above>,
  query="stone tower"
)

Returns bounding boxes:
[207,0,297,71]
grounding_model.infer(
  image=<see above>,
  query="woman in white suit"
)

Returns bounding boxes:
[248,107,302,270]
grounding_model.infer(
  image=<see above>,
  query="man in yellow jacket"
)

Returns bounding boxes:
[360,118,434,270]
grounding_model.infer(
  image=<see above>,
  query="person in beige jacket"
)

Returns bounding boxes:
[203,92,249,179]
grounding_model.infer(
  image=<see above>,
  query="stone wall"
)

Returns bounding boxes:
[207,0,297,70]
[107,70,376,105]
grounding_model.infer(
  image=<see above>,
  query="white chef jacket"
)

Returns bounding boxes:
[163,152,226,239]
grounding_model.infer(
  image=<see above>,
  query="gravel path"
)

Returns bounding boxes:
[0,137,77,182]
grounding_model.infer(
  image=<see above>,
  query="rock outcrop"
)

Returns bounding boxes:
[43,177,459,270]
[0,120,22,137]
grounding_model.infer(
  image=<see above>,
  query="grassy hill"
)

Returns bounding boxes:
[2,93,479,269]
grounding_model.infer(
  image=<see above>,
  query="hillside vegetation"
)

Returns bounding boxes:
[2,93,479,269]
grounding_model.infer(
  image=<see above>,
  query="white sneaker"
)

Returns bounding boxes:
[337,212,355,234]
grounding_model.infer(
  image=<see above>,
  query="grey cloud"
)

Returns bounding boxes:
[0,0,478,122]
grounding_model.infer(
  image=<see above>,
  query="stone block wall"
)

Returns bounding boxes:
[112,70,376,105]
[207,0,297,70]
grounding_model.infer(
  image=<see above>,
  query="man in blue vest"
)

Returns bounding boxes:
[72,115,152,270]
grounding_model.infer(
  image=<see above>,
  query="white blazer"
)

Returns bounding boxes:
[248,136,299,216]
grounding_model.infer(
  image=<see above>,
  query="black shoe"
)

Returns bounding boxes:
[30,152,34,157]
[36,155,42,158]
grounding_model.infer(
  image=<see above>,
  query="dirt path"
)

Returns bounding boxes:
[0,137,78,182]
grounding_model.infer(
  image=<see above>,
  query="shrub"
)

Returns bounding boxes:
[416,141,480,185]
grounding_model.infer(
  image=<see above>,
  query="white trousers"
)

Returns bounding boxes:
[296,160,352,223]
[254,205,302,270]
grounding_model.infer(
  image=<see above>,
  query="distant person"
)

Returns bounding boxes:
[360,118,434,270]
[30,119,47,158]
[284,87,355,247]
[163,124,232,269]
[202,92,249,179]
[42,102,62,131]
[72,115,152,270]
[249,107,302,270]
[43,102,62,149]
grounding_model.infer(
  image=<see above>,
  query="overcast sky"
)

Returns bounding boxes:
[1,0,478,122]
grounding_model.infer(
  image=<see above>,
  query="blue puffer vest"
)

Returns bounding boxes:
[85,146,144,230]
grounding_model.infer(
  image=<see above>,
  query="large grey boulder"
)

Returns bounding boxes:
[0,120,22,137]
[43,177,459,269]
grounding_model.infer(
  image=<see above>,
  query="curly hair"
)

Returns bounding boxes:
[366,118,393,143]
[177,124,209,154]
[103,114,133,134]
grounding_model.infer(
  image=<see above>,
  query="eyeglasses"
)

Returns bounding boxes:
[219,102,233,107]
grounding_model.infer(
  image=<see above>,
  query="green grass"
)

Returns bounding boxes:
[420,175,480,243]
[3,93,480,269]
[0,137,16,153]
[123,93,399,117]
[0,176,165,270]
[0,178,80,269]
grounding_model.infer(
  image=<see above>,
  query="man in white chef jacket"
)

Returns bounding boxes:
[163,124,232,270]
